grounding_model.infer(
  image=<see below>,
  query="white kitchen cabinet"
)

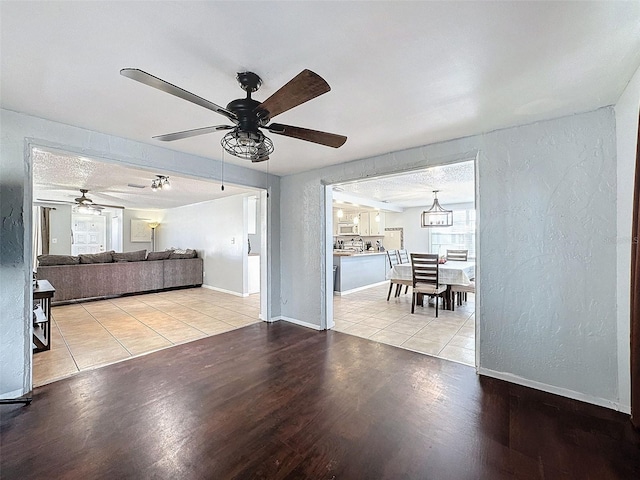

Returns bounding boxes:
[357,212,369,235]
[369,211,385,235]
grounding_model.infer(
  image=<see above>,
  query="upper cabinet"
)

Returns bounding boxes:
[332,207,385,236]
[369,211,385,235]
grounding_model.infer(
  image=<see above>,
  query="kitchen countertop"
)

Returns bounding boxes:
[333,250,387,257]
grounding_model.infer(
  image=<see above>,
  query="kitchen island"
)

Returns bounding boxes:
[333,251,388,294]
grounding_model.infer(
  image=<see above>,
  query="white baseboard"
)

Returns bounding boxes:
[202,284,248,297]
[274,315,322,331]
[478,367,631,414]
[0,387,27,400]
[334,280,389,296]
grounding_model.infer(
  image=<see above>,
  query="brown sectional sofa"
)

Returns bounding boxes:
[36,252,203,304]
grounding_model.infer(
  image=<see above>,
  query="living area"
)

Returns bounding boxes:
[32,147,268,386]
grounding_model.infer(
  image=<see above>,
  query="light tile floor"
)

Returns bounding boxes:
[34,288,261,387]
[332,284,475,366]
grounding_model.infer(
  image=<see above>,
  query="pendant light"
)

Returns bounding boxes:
[421,190,453,227]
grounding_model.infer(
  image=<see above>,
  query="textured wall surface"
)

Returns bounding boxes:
[478,109,617,402]
[614,63,640,410]
[280,108,622,407]
[0,108,281,398]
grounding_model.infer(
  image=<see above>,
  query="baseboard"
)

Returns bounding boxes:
[275,315,322,331]
[478,367,631,414]
[201,284,248,297]
[0,387,27,400]
[334,280,389,296]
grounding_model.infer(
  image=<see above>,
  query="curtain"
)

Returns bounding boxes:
[632,110,640,429]
[40,207,51,255]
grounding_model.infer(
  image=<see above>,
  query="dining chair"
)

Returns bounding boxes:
[452,281,475,308]
[410,253,447,316]
[446,249,468,261]
[396,249,410,295]
[386,250,411,301]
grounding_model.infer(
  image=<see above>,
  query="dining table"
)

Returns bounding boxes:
[386,260,475,310]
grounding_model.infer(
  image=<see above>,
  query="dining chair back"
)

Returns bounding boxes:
[386,249,411,301]
[410,253,447,316]
[446,249,468,261]
[386,250,400,268]
[398,249,410,264]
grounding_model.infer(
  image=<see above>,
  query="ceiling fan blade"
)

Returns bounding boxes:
[120,68,238,122]
[267,123,347,148]
[153,125,234,142]
[256,69,330,120]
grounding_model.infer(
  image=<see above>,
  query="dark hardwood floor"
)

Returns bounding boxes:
[1,322,639,479]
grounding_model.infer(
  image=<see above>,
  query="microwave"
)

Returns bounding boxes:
[338,223,358,234]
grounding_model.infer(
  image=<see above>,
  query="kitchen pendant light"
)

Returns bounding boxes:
[421,190,453,227]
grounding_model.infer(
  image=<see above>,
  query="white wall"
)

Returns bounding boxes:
[158,195,247,295]
[385,201,474,254]
[0,108,281,399]
[614,63,640,411]
[123,208,159,253]
[281,107,623,410]
[46,204,72,255]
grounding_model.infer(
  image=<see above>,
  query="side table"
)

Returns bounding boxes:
[33,279,55,353]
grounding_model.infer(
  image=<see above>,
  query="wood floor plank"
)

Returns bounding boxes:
[1,322,639,479]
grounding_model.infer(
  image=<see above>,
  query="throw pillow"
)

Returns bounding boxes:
[37,254,80,266]
[169,248,197,259]
[112,250,147,262]
[147,251,172,261]
[79,251,114,264]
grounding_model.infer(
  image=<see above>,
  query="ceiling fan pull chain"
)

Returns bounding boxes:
[221,148,225,191]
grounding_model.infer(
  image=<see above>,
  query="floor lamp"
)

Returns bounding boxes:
[148,222,159,252]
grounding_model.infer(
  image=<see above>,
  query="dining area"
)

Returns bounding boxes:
[385,249,476,316]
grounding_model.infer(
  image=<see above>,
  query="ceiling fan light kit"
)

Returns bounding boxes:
[151,175,170,192]
[120,67,347,163]
[421,190,453,227]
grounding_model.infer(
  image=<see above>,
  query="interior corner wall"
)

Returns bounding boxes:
[614,63,640,412]
[157,195,246,295]
[280,107,622,410]
[0,108,281,399]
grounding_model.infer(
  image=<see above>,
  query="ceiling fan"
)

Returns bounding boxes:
[120,68,347,162]
[37,189,124,213]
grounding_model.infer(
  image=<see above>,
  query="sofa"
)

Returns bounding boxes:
[36,249,203,304]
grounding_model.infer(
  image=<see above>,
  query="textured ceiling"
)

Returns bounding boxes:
[2,2,640,176]
[336,161,475,209]
[33,148,254,210]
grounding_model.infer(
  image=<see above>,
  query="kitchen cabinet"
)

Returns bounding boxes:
[355,211,385,236]
[369,211,385,235]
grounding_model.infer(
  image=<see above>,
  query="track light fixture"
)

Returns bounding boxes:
[152,175,171,192]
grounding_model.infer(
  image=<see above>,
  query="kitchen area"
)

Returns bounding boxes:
[332,204,390,294]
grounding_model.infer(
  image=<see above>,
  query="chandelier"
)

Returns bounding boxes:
[221,129,274,162]
[151,175,171,192]
[421,190,453,227]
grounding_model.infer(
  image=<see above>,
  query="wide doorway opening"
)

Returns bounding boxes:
[326,158,477,367]
[31,146,268,387]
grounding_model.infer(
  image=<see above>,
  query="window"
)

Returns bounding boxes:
[429,209,475,259]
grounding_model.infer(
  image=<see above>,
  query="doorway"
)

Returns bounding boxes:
[324,157,478,368]
[30,145,271,386]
